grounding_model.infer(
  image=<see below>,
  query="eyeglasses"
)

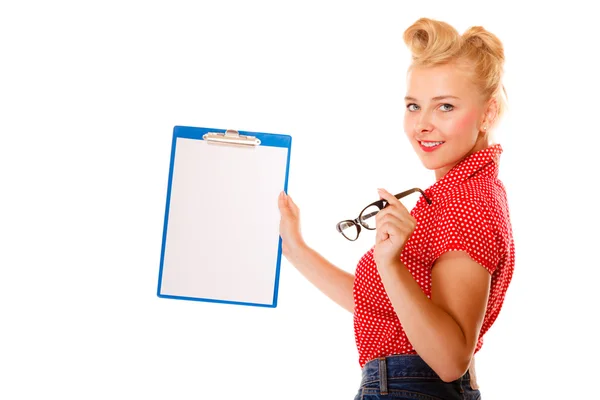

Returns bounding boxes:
[336,188,432,241]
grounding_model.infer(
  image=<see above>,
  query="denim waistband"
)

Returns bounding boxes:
[359,354,473,397]
[361,354,471,385]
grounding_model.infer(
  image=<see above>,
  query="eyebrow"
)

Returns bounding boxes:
[404,95,461,102]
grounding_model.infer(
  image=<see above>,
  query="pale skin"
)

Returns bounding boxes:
[278,61,498,383]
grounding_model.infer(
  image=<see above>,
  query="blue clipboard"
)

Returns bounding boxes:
[157,126,292,307]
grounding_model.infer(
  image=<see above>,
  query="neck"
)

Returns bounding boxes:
[434,137,490,181]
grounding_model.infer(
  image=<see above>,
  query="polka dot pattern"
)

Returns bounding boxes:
[352,144,515,368]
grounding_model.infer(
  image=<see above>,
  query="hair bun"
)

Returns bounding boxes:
[462,26,505,63]
[403,18,461,65]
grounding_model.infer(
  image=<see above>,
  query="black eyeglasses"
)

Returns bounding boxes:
[336,188,432,241]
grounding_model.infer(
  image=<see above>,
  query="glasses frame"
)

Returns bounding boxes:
[336,188,432,241]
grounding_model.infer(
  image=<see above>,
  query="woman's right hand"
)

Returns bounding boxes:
[277,191,307,260]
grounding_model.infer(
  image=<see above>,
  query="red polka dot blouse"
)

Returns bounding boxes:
[352,144,515,368]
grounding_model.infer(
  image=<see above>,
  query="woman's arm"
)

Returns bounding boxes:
[286,244,355,314]
[373,187,494,382]
[377,250,490,382]
[278,191,355,313]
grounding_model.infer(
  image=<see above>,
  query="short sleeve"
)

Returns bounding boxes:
[429,191,501,274]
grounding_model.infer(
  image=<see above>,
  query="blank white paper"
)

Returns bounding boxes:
[159,137,289,305]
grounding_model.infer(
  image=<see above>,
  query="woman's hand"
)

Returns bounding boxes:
[373,188,417,269]
[277,191,307,260]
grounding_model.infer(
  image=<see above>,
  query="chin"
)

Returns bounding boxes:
[417,155,445,171]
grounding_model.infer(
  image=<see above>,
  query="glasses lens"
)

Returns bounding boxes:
[338,221,359,241]
[360,204,381,230]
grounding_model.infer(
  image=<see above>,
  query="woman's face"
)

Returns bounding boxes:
[403,63,491,180]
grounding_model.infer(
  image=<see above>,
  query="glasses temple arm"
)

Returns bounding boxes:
[394,187,432,205]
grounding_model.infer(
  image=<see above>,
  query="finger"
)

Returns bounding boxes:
[376,206,397,220]
[376,231,388,245]
[378,211,417,236]
[375,205,405,228]
[377,221,404,243]
[375,216,401,243]
[376,221,403,243]
[278,191,286,206]
[278,191,292,213]
[377,188,410,215]
[286,193,300,215]
[286,192,295,207]
[377,188,402,208]
[376,224,389,244]
[377,211,404,228]
[380,218,416,242]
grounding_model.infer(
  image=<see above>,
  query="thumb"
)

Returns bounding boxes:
[286,194,300,215]
[278,191,292,212]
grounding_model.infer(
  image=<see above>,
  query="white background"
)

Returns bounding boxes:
[1,1,598,399]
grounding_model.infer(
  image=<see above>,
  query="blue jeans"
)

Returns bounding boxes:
[353,354,481,400]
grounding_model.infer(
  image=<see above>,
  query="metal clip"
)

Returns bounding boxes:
[202,129,261,146]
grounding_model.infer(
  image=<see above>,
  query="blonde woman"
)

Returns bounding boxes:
[278,17,514,399]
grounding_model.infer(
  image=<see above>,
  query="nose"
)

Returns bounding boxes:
[415,113,434,133]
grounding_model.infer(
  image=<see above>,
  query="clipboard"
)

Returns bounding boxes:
[157,126,292,308]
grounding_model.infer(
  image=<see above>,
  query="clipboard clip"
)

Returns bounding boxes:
[203,129,261,146]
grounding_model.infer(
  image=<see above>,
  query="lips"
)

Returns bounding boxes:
[419,141,445,152]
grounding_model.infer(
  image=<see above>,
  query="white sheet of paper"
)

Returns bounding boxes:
[159,137,289,305]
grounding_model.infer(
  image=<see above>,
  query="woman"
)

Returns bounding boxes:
[278,17,514,399]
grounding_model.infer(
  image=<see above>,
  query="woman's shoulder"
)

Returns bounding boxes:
[432,175,510,228]
[439,174,507,207]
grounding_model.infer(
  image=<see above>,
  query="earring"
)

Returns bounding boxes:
[483,125,487,131]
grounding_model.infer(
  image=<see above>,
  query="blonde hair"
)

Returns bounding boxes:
[403,18,507,129]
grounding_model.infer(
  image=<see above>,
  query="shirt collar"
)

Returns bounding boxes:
[421,143,503,204]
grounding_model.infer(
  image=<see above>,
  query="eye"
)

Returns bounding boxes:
[440,103,454,112]
[406,103,419,111]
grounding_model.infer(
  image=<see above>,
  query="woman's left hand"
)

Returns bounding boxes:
[373,188,417,269]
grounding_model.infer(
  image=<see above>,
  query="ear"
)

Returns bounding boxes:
[481,97,499,130]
